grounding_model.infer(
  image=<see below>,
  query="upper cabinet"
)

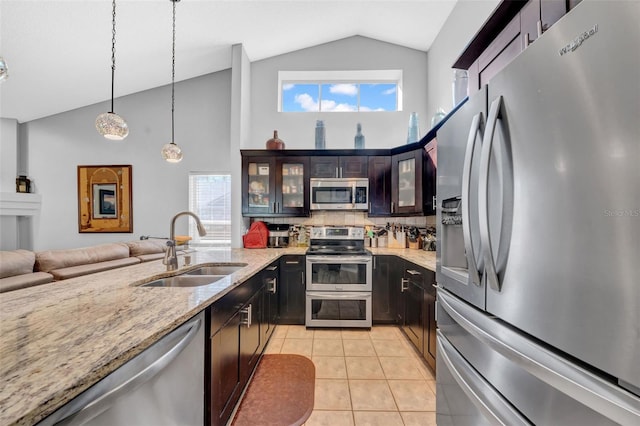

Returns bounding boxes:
[391,148,436,216]
[309,156,368,178]
[242,154,309,217]
[368,156,391,216]
[457,0,581,94]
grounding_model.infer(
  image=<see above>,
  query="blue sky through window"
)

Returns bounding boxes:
[282,82,398,112]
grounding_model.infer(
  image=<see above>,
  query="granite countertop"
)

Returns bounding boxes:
[0,247,434,426]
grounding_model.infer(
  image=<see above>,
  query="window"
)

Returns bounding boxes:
[279,70,402,112]
[188,173,231,247]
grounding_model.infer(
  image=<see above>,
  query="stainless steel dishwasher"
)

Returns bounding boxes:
[39,311,204,426]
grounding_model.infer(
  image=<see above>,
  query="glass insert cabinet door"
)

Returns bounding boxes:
[280,162,304,209]
[397,157,416,207]
[247,161,272,211]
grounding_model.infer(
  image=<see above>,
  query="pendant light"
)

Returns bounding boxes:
[95,0,129,140]
[161,0,183,163]
[0,56,8,82]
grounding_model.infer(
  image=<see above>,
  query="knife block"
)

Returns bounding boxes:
[387,232,406,249]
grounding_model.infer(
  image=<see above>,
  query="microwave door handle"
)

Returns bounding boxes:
[479,96,502,292]
[462,112,483,287]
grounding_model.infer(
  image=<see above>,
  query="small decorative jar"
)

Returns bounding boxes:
[16,175,31,193]
[266,130,285,149]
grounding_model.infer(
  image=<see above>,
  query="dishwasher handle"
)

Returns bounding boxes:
[47,316,202,426]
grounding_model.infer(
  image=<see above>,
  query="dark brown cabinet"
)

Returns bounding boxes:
[242,155,309,217]
[278,255,306,325]
[398,261,437,371]
[368,156,391,216]
[372,255,399,323]
[391,148,435,216]
[261,262,279,350]
[310,155,368,178]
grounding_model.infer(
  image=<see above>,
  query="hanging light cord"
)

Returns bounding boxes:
[171,0,177,145]
[110,0,117,114]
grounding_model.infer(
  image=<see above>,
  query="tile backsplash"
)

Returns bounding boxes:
[253,212,436,228]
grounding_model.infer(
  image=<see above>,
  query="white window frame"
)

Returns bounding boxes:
[188,172,232,247]
[278,70,403,112]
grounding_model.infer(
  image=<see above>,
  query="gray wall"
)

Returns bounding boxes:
[26,71,231,250]
[426,0,500,121]
[250,36,429,150]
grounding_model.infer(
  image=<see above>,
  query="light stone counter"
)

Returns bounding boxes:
[0,247,305,426]
[369,248,436,271]
[0,246,434,426]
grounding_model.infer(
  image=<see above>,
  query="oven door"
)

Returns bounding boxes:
[306,255,372,291]
[306,291,371,328]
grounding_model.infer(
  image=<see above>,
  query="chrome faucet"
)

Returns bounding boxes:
[163,211,207,271]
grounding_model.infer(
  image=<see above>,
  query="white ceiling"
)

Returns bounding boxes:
[0,0,458,123]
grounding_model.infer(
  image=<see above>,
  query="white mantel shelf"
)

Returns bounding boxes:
[0,192,42,216]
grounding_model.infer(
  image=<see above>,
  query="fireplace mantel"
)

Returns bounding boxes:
[0,192,42,216]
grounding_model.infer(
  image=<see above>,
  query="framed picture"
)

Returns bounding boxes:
[78,165,132,233]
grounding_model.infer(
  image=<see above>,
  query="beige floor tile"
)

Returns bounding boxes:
[345,357,385,379]
[348,380,397,411]
[264,337,283,354]
[342,339,376,357]
[314,379,352,410]
[272,325,289,339]
[387,380,436,411]
[313,339,345,356]
[287,325,315,339]
[378,357,424,380]
[281,338,313,357]
[426,380,437,394]
[353,411,404,426]
[313,356,347,379]
[341,329,371,340]
[414,358,436,381]
[304,410,354,426]
[400,411,437,426]
[368,326,400,340]
[371,339,412,357]
[314,329,344,339]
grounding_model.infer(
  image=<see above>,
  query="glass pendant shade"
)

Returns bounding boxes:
[0,56,8,81]
[161,142,183,163]
[95,112,129,140]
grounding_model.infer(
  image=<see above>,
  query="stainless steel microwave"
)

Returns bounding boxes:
[310,178,369,210]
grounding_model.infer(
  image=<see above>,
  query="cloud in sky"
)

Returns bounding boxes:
[360,106,386,112]
[294,93,356,112]
[329,84,357,96]
[283,84,294,91]
[382,87,397,95]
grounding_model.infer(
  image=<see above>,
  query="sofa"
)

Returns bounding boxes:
[0,250,54,293]
[0,239,192,293]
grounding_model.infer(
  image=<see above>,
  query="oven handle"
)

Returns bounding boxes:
[306,291,371,299]
[306,256,372,263]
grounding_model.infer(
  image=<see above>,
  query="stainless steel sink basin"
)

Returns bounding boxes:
[184,263,248,276]
[140,275,226,288]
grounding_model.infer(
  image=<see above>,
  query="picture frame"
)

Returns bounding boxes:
[78,165,133,233]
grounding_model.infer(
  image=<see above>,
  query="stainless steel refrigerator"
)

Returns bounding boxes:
[435,1,640,424]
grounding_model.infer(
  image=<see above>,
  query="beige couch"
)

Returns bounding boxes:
[35,243,141,281]
[0,250,54,292]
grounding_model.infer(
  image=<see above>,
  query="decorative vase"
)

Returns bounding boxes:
[431,108,446,128]
[315,120,326,149]
[354,123,365,149]
[406,112,420,144]
[266,130,285,150]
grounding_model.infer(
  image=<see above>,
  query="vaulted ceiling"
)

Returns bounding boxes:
[0,0,459,123]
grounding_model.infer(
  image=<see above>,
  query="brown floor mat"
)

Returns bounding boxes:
[231,354,315,426]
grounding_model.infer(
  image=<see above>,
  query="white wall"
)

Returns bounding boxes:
[426,0,500,121]
[250,36,429,150]
[26,70,231,251]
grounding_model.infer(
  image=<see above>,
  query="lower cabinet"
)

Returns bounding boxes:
[207,272,269,426]
[372,255,399,324]
[398,261,437,371]
[278,255,306,325]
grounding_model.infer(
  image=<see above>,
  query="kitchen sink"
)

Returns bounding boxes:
[139,275,226,288]
[183,263,248,276]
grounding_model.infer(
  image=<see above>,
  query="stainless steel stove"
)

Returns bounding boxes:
[305,226,372,328]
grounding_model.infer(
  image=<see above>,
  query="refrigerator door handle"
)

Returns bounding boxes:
[462,112,483,287]
[437,331,532,426]
[438,290,640,425]
[478,96,502,292]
